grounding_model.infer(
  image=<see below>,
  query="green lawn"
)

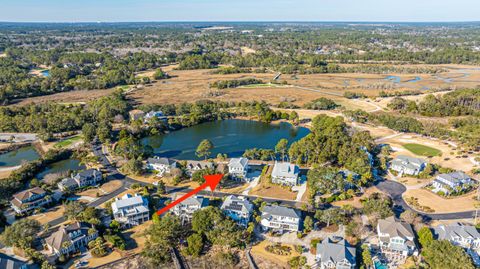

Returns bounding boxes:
[403,143,441,157]
[55,135,82,148]
[240,83,281,88]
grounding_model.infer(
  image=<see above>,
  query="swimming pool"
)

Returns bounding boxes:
[374,260,388,269]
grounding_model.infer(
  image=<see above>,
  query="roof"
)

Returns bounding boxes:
[12,187,46,201]
[316,238,356,265]
[185,160,214,170]
[434,223,480,241]
[172,195,209,207]
[59,177,78,188]
[391,155,426,170]
[378,216,415,240]
[271,162,299,178]
[76,169,100,179]
[129,109,144,115]
[436,171,471,184]
[112,194,148,213]
[228,157,249,168]
[147,157,177,166]
[221,195,253,214]
[0,253,29,269]
[262,205,300,219]
[145,111,164,118]
[45,222,94,251]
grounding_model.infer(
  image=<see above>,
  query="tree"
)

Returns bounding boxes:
[153,68,169,80]
[0,219,41,250]
[303,216,313,232]
[41,261,56,269]
[417,226,434,248]
[361,245,373,269]
[400,210,422,227]
[275,138,288,161]
[184,233,204,257]
[122,158,144,175]
[315,208,343,227]
[157,181,166,195]
[82,123,96,143]
[64,201,86,221]
[89,237,107,257]
[196,139,213,160]
[422,240,475,269]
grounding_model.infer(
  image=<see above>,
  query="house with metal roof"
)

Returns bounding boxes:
[171,195,209,223]
[45,222,98,257]
[112,193,150,227]
[10,187,52,214]
[228,157,249,180]
[316,237,356,269]
[432,171,474,195]
[390,155,426,176]
[271,162,299,186]
[260,204,301,232]
[377,216,417,258]
[433,223,480,266]
[0,253,30,269]
[58,169,102,191]
[221,195,253,227]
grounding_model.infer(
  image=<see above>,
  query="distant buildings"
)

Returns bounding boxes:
[377,216,417,259]
[316,237,356,269]
[171,195,209,222]
[58,169,102,191]
[112,194,150,227]
[11,187,52,214]
[45,222,98,257]
[228,157,249,180]
[432,171,473,195]
[271,162,299,186]
[260,204,301,232]
[390,155,426,176]
[146,157,177,175]
[221,195,253,227]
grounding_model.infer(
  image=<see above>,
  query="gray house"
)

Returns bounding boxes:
[271,162,299,186]
[171,195,209,222]
[433,223,480,266]
[221,195,253,227]
[228,158,249,180]
[185,160,214,176]
[111,193,150,227]
[432,171,473,195]
[11,187,52,214]
[146,157,177,175]
[316,237,356,269]
[377,216,417,258]
[260,205,301,232]
[45,222,98,257]
[58,169,102,191]
[390,155,426,176]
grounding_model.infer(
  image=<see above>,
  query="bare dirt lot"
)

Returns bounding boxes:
[11,88,115,106]
[403,188,477,213]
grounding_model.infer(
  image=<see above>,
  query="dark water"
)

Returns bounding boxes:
[0,146,40,167]
[142,119,310,160]
[36,159,85,179]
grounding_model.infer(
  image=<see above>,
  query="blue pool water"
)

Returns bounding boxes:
[374,261,388,269]
[41,70,50,77]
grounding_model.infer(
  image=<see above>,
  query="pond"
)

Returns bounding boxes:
[142,119,310,160]
[0,146,40,167]
[35,159,85,180]
[41,70,50,77]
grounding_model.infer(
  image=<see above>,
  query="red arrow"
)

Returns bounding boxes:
[156,174,223,216]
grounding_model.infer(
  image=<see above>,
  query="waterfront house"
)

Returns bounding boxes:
[228,157,249,180]
[146,157,177,175]
[221,195,253,227]
[45,222,98,257]
[144,111,167,123]
[432,171,473,195]
[260,205,301,232]
[11,187,52,214]
[390,155,426,176]
[185,160,214,176]
[171,195,209,222]
[58,169,102,191]
[271,162,299,186]
[316,237,356,269]
[111,193,150,227]
[129,109,145,121]
[377,216,417,258]
[433,223,480,266]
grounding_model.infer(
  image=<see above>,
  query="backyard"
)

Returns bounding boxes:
[402,143,442,157]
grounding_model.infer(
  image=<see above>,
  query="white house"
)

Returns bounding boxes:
[316,237,356,269]
[45,222,98,257]
[111,193,150,227]
[260,205,301,232]
[377,216,417,258]
[146,157,177,175]
[432,171,473,195]
[434,223,480,266]
[171,195,209,222]
[228,158,249,180]
[144,111,167,123]
[58,169,102,191]
[10,187,52,214]
[390,155,426,176]
[221,195,253,227]
[271,162,299,186]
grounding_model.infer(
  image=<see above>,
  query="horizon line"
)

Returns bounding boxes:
[1,20,480,24]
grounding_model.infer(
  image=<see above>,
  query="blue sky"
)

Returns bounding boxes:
[1,0,479,22]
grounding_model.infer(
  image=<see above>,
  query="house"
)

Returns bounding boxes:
[129,109,145,121]
[271,162,299,186]
[433,223,480,266]
[171,195,209,222]
[0,253,30,269]
[112,193,150,227]
[144,111,167,123]
[260,205,301,232]
[390,155,426,176]
[316,237,356,269]
[228,158,249,180]
[377,216,417,258]
[58,169,102,191]
[45,222,98,257]
[221,195,253,227]
[11,187,52,214]
[185,160,214,176]
[146,157,177,175]
[432,171,473,195]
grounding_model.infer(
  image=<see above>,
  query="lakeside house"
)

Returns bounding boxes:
[316,237,356,269]
[271,162,299,186]
[260,204,301,232]
[111,193,150,227]
[129,109,145,121]
[390,155,426,176]
[58,169,102,191]
[377,217,417,260]
[433,223,480,266]
[45,222,98,257]
[144,111,167,123]
[228,157,249,180]
[146,157,177,175]
[432,171,473,195]
[11,187,52,214]
[171,195,209,222]
[221,195,253,227]
[185,160,214,176]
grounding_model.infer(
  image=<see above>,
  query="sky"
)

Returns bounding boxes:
[0,0,479,22]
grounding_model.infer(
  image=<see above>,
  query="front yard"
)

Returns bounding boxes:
[403,188,477,213]
[78,180,123,198]
[250,240,299,268]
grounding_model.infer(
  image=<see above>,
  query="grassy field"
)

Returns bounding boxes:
[54,135,82,148]
[403,143,442,156]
